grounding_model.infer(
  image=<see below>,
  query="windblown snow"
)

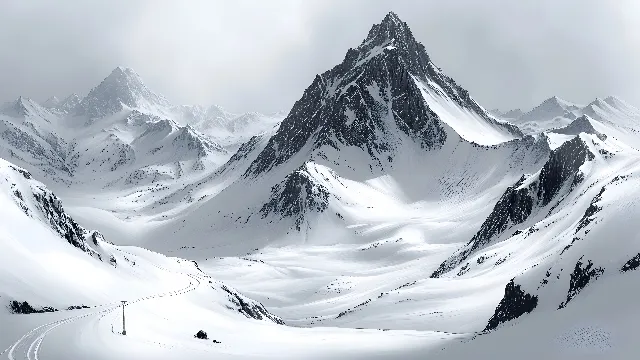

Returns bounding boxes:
[1,11,640,360]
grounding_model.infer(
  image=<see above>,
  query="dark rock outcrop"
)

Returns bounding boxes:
[431,176,533,277]
[432,136,594,277]
[220,285,284,325]
[244,12,519,177]
[260,167,329,230]
[621,253,640,273]
[484,279,538,331]
[575,186,605,234]
[537,136,594,205]
[551,115,606,140]
[32,188,92,253]
[558,257,604,309]
[194,330,208,340]
[9,300,57,314]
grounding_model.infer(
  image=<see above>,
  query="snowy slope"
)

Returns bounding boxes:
[0,158,292,359]
[3,10,640,360]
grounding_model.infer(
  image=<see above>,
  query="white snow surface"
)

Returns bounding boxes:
[414,77,518,145]
[3,15,640,359]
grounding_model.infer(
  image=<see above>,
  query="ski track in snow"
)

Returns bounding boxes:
[1,251,204,360]
[4,11,640,360]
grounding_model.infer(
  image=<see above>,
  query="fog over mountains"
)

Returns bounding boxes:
[1,12,640,360]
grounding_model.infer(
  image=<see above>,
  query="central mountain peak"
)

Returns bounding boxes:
[362,12,415,50]
[244,12,521,177]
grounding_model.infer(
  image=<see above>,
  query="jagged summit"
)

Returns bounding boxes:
[539,96,579,111]
[0,96,51,119]
[243,12,521,177]
[348,12,432,82]
[551,115,603,139]
[362,12,415,49]
[78,66,171,119]
[603,95,626,108]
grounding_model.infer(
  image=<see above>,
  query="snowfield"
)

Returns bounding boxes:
[2,11,640,360]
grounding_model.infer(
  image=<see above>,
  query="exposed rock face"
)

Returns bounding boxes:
[244,12,519,177]
[32,187,96,255]
[1,122,72,177]
[431,176,533,277]
[551,115,606,140]
[171,125,223,158]
[621,253,640,273]
[432,136,594,277]
[4,161,101,259]
[537,136,594,205]
[484,279,538,332]
[558,257,604,309]
[575,186,605,234]
[130,112,225,162]
[260,167,330,230]
[215,135,261,174]
[220,285,284,324]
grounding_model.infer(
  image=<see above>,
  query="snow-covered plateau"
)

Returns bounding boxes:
[2,11,640,360]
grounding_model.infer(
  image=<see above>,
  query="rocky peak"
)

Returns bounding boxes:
[586,98,607,110]
[245,12,509,177]
[1,96,50,119]
[79,66,171,120]
[43,96,60,108]
[602,95,629,110]
[551,115,604,139]
[58,93,82,113]
[519,96,580,122]
[3,159,100,259]
[172,124,224,157]
[362,12,415,51]
[431,135,593,278]
[260,165,330,230]
[538,96,566,113]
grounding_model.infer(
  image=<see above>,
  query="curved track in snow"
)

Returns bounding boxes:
[0,262,205,360]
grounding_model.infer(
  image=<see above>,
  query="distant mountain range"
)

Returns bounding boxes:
[2,11,640,360]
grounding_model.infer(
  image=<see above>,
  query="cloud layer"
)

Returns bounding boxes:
[1,0,639,113]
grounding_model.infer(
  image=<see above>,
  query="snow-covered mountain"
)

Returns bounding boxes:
[0,157,287,359]
[0,67,285,215]
[245,12,521,178]
[171,104,284,151]
[78,66,172,121]
[491,108,524,119]
[133,12,548,257]
[2,10,640,360]
[498,95,640,141]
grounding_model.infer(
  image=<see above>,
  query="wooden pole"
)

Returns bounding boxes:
[121,301,127,335]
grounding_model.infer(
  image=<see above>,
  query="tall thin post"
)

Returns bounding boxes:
[121,301,127,335]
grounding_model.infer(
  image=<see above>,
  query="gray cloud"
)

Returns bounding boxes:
[1,0,639,114]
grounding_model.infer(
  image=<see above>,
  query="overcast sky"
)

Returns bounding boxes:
[1,0,639,114]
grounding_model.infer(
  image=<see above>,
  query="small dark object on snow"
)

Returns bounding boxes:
[9,300,58,314]
[212,339,222,343]
[194,330,208,339]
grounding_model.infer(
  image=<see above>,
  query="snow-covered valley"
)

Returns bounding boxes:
[2,11,640,360]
